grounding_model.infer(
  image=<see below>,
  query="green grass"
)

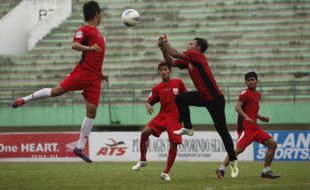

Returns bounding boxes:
[0,162,309,190]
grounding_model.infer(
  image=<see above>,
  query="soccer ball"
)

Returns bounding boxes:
[121,9,140,27]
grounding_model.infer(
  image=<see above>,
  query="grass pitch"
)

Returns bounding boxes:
[0,162,309,190]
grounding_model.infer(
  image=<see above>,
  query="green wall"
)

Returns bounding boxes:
[0,103,310,127]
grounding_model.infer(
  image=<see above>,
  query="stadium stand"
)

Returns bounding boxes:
[0,0,22,19]
[0,0,310,105]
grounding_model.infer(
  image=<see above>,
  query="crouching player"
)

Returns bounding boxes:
[216,71,280,179]
[132,62,187,181]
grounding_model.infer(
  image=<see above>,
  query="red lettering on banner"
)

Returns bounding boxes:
[116,147,126,156]
[96,147,127,156]
[97,147,108,155]
[109,147,117,155]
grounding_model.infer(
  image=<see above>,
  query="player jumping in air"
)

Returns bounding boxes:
[131,62,187,181]
[11,1,107,163]
[158,35,238,175]
[216,71,280,179]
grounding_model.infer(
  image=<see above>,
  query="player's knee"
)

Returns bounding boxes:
[87,110,97,119]
[142,126,152,136]
[267,139,277,150]
[170,143,178,149]
[270,140,277,150]
[51,89,58,97]
[141,132,149,138]
[214,122,224,130]
[51,87,65,97]
[87,114,96,119]
[141,131,150,140]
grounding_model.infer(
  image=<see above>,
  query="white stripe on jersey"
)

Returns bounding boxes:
[237,131,245,143]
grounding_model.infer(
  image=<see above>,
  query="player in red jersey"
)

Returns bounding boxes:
[158,34,238,173]
[131,62,187,181]
[11,1,107,163]
[216,71,280,179]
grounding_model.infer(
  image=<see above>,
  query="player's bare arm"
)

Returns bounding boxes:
[258,115,270,122]
[157,39,182,67]
[145,103,154,115]
[72,42,102,52]
[235,100,254,123]
[163,43,186,59]
[158,45,176,67]
[158,34,186,60]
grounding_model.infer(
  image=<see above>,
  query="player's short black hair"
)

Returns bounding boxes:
[245,71,258,80]
[194,37,208,53]
[83,1,101,22]
[158,61,171,71]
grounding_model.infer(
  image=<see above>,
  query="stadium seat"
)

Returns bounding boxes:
[0,0,310,105]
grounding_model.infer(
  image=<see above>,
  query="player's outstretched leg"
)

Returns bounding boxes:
[74,116,94,163]
[11,86,65,108]
[207,96,238,177]
[261,138,280,179]
[132,126,153,171]
[74,101,96,163]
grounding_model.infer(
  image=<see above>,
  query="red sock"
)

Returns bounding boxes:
[140,133,149,161]
[164,146,177,173]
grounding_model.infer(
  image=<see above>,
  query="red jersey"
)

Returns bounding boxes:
[237,89,261,132]
[175,50,222,101]
[147,79,187,119]
[73,25,106,78]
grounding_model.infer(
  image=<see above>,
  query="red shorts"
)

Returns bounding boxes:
[147,115,182,144]
[59,65,101,106]
[236,129,272,149]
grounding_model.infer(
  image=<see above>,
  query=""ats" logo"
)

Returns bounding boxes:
[96,138,127,156]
